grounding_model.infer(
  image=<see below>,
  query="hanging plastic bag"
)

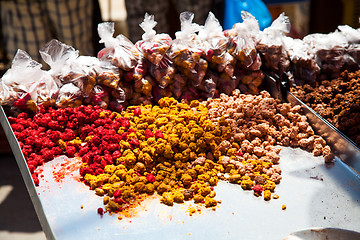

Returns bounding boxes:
[97,22,140,71]
[40,40,97,98]
[136,13,172,66]
[223,0,272,30]
[170,12,207,87]
[56,83,83,108]
[1,49,59,112]
[84,85,110,109]
[226,12,261,70]
[198,12,228,69]
[257,13,291,73]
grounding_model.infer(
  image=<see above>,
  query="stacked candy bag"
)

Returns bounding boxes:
[256,13,290,74]
[0,50,59,113]
[97,22,140,71]
[136,13,172,66]
[170,12,207,88]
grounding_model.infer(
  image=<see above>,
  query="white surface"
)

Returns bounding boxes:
[35,147,360,240]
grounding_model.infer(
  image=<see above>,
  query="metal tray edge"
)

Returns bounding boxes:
[0,106,56,240]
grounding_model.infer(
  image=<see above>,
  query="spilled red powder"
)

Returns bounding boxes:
[52,157,82,183]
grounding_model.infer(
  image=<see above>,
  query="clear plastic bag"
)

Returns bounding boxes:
[304,32,349,79]
[256,12,290,73]
[40,40,97,98]
[136,13,172,66]
[56,83,83,108]
[283,36,320,85]
[148,53,176,88]
[96,60,122,90]
[84,85,110,109]
[226,12,260,69]
[124,57,148,83]
[234,68,264,94]
[198,12,228,67]
[171,11,207,87]
[97,22,140,71]
[1,49,59,112]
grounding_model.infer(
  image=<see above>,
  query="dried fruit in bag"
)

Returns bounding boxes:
[84,85,110,109]
[98,22,140,71]
[124,57,148,82]
[149,53,175,88]
[136,13,172,66]
[40,40,97,98]
[1,49,59,112]
[256,13,290,73]
[171,12,207,87]
[198,12,228,66]
[226,12,261,69]
[56,83,83,108]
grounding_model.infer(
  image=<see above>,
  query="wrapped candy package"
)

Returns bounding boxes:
[1,50,59,113]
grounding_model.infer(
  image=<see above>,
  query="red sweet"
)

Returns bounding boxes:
[51,146,63,156]
[114,198,123,204]
[10,123,24,132]
[95,168,104,175]
[129,138,140,149]
[144,129,154,139]
[112,150,121,159]
[78,146,90,157]
[48,120,59,130]
[41,148,54,161]
[61,129,75,141]
[146,173,156,183]
[32,173,39,186]
[236,151,243,157]
[97,207,104,215]
[65,146,76,158]
[113,189,121,198]
[252,184,263,195]
[154,130,164,139]
[49,131,61,142]
[133,107,141,117]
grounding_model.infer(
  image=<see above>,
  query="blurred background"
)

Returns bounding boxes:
[0,0,359,239]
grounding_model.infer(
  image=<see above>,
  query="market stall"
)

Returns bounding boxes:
[0,11,359,240]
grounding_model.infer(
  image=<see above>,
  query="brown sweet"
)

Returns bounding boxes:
[291,70,360,146]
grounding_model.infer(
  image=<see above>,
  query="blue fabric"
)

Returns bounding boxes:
[223,0,272,30]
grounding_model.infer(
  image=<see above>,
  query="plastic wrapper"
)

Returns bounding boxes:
[256,13,290,73]
[118,81,134,101]
[197,77,217,99]
[198,12,228,68]
[40,40,97,98]
[170,12,207,87]
[211,52,236,76]
[225,12,260,70]
[303,31,353,80]
[149,53,175,88]
[234,69,264,94]
[283,37,320,86]
[152,83,173,103]
[108,99,126,113]
[179,87,199,102]
[97,22,140,71]
[96,61,122,90]
[134,76,153,97]
[84,85,110,109]
[136,13,172,66]
[172,73,187,99]
[124,58,148,83]
[1,49,59,112]
[56,83,83,108]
